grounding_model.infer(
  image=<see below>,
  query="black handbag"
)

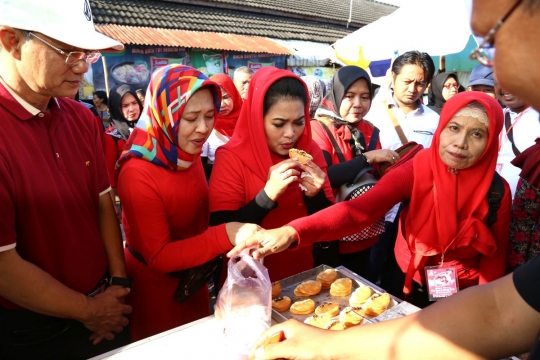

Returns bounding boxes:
[127,245,222,303]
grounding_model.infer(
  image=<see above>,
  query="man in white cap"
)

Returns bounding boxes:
[0,0,132,358]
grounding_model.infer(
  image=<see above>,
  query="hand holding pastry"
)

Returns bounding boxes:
[225,222,262,247]
[227,226,299,260]
[296,158,326,198]
[264,159,301,202]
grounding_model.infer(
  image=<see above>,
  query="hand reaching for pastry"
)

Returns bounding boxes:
[227,226,298,259]
[264,159,302,202]
[297,159,326,198]
[225,222,263,247]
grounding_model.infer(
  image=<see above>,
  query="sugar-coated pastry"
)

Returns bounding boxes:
[290,299,316,315]
[324,320,346,331]
[315,302,340,317]
[289,148,313,164]
[339,306,365,327]
[317,269,338,289]
[329,278,352,296]
[294,280,322,296]
[349,285,373,307]
[272,281,282,299]
[304,313,333,328]
[362,293,391,316]
[272,296,292,312]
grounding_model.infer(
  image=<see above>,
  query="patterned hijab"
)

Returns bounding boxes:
[116,65,221,171]
[301,75,327,118]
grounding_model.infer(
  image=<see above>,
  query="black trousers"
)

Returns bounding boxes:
[0,306,130,360]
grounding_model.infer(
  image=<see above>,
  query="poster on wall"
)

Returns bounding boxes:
[227,52,286,76]
[190,50,226,77]
[289,66,335,82]
[90,45,188,99]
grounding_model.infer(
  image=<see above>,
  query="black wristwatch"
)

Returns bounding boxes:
[108,276,133,288]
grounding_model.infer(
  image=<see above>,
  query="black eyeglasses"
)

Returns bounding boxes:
[469,0,523,66]
[29,32,102,65]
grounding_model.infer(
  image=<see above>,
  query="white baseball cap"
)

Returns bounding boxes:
[0,0,123,51]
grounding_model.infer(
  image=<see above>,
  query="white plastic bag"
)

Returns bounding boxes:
[215,250,272,358]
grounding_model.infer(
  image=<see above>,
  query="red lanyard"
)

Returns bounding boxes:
[499,107,530,152]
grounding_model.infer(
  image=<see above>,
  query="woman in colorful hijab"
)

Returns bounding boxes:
[312,65,399,278]
[229,91,511,306]
[201,73,243,178]
[427,72,461,114]
[116,65,258,341]
[301,75,326,118]
[209,67,335,281]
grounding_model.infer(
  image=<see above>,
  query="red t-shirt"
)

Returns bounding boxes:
[311,118,382,254]
[103,134,127,188]
[0,83,110,309]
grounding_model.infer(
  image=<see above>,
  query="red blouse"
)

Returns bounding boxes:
[117,158,231,341]
[103,134,127,188]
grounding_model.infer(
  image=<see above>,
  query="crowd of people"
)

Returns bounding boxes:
[0,0,539,359]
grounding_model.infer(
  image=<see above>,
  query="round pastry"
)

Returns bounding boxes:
[329,278,352,297]
[304,313,332,328]
[294,280,322,297]
[315,302,340,317]
[362,293,391,316]
[272,296,292,312]
[349,285,373,307]
[324,320,346,331]
[289,148,313,165]
[316,269,338,289]
[272,281,282,299]
[339,306,365,327]
[290,299,316,315]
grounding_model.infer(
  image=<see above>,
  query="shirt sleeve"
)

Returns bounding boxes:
[0,154,16,251]
[87,109,110,194]
[289,160,414,246]
[513,255,540,313]
[103,135,119,188]
[478,179,512,284]
[118,163,231,274]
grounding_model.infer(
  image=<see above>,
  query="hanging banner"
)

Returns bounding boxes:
[90,45,188,97]
[227,52,286,75]
[289,66,335,82]
[190,49,226,77]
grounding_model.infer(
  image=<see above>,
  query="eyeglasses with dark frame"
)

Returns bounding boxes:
[28,32,102,65]
[442,83,459,90]
[469,0,523,67]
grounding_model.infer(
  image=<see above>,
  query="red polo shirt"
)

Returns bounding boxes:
[0,82,110,309]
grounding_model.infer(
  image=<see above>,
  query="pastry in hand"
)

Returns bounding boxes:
[272,296,292,312]
[263,331,285,346]
[289,148,313,164]
[362,293,391,316]
[329,278,352,297]
[339,306,365,327]
[304,313,333,328]
[290,299,316,315]
[324,320,346,331]
[316,269,338,289]
[272,281,282,299]
[294,280,322,297]
[315,302,340,317]
[349,285,373,307]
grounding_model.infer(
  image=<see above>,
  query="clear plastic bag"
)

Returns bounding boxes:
[215,251,272,358]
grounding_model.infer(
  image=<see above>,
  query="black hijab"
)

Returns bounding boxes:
[317,66,373,156]
[427,72,459,114]
[107,84,143,140]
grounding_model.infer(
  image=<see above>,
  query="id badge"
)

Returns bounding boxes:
[425,266,459,301]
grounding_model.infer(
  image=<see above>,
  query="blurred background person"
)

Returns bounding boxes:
[136,88,145,105]
[301,75,327,119]
[93,90,110,129]
[233,66,254,100]
[427,72,461,114]
[467,64,496,98]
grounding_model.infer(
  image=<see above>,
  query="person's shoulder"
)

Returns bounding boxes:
[420,104,440,117]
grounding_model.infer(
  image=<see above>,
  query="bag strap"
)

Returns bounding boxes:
[317,120,346,163]
[487,172,504,227]
[213,129,229,144]
[349,166,377,185]
[367,126,379,151]
[382,99,408,145]
[504,111,521,157]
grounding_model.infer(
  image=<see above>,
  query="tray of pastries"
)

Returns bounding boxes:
[271,265,401,330]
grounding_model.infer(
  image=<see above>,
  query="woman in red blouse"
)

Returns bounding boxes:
[209,67,335,282]
[116,65,258,341]
[311,65,399,278]
[230,91,511,305]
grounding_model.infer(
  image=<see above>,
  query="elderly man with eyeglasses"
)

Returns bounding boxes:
[0,0,132,358]
[243,0,540,359]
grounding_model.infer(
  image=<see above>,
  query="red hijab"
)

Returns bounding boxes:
[209,74,242,138]
[402,91,504,294]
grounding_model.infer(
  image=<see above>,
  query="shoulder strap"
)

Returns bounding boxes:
[212,129,229,144]
[504,111,521,157]
[317,120,346,163]
[487,172,505,227]
[367,126,379,151]
[382,99,408,145]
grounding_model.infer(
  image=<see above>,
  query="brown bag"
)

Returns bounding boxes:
[378,141,424,176]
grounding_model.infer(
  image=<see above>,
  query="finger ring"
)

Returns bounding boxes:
[392,156,396,160]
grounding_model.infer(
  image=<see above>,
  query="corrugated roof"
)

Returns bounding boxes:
[95,24,295,54]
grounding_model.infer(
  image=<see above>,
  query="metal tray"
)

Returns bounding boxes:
[271,265,401,324]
